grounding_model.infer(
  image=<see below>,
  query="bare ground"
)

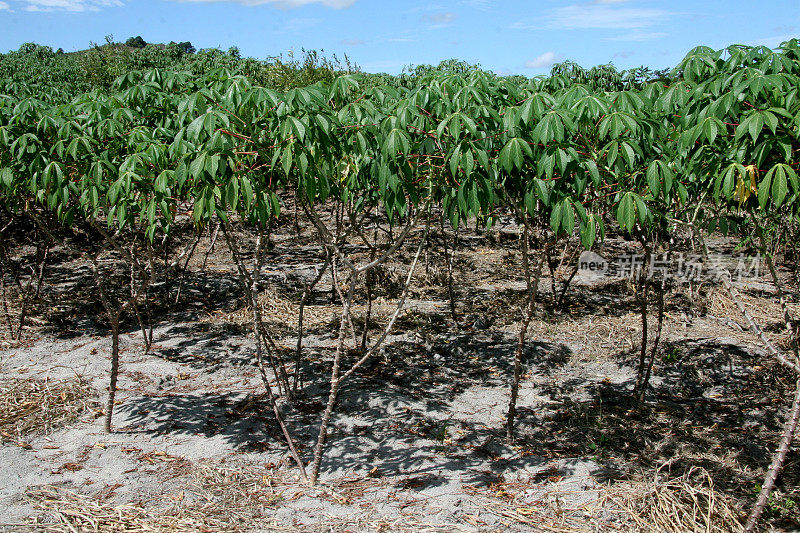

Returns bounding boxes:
[0,217,798,532]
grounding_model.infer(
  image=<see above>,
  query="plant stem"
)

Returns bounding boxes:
[309,212,429,484]
[745,378,800,532]
[293,250,331,395]
[507,225,546,442]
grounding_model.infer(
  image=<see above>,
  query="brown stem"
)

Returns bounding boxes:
[309,274,355,485]
[329,252,339,304]
[446,221,462,328]
[750,212,800,364]
[173,231,202,307]
[15,243,49,341]
[250,226,308,481]
[634,239,651,397]
[92,252,122,434]
[0,271,12,338]
[556,260,580,311]
[201,223,220,271]
[638,281,664,402]
[507,226,546,442]
[104,313,120,434]
[339,222,428,384]
[294,250,332,395]
[221,221,291,397]
[309,214,429,484]
[129,255,150,353]
[361,248,376,352]
[745,378,800,531]
[546,243,558,307]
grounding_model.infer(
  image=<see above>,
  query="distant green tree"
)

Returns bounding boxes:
[125,36,147,49]
[174,41,196,55]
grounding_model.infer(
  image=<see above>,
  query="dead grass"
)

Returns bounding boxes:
[0,311,46,351]
[26,485,234,533]
[604,466,746,533]
[23,461,755,533]
[204,285,402,339]
[707,285,797,336]
[528,311,643,361]
[522,281,794,362]
[0,375,99,446]
[202,286,336,335]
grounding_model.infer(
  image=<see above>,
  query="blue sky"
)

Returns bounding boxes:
[0,0,798,75]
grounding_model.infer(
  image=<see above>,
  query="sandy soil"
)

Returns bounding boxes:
[0,218,798,532]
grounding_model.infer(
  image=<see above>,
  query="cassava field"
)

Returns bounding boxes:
[2,39,800,532]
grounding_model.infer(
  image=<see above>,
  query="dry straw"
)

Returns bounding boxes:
[27,485,229,533]
[0,375,98,445]
[24,462,749,533]
[604,466,745,533]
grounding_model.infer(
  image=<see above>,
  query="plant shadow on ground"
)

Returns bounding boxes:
[150,320,252,370]
[111,268,800,530]
[36,220,337,342]
[116,331,590,490]
[9,217,800,527]
[513,337,800,527]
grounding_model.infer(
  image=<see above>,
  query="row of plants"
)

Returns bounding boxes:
[0,38,358,102]
[2,38,800,529]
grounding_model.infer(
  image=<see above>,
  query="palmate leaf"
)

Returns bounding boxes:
[646,160,674,198]
[189,153,207,179]
[281,146,293,176]
[186,112,219,141]
[701,117,722,144]
[287,116,306,142]
[0,167,13,188]
[449,145,461,177]
[498,137,532,172]
[550,201,563,234]
[717,163,747,200]
[735,110,779,143]
[761,163,796,208]
[617,192,636,232]
[383,128,410,157]
[518,92,554,125]
[580,214,597,249]
[533,111,567,144]
[585,160,600,187]
[561,199,575,235]
[549,198,575,236]
[598,112,639,139]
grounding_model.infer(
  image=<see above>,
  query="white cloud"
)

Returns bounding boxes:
[340,38,365,46]
[423,11,456,28]
[462,0,492,9]
[606,30,667,41]
[525,51,557,69]
[545,1,674,30]
[175,0,355,8]
[0,1,10,9]
[24,0,121,11]
[284,16,321,31]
